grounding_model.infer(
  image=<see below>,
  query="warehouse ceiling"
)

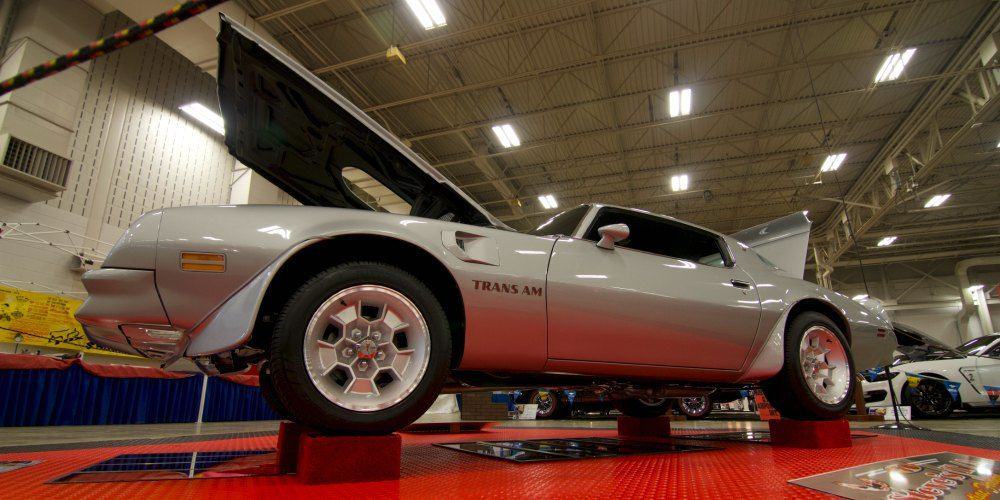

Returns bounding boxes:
[235,0,1000,270]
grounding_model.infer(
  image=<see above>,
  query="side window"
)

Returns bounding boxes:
[583,208,729,267]
[985,344,1000,359]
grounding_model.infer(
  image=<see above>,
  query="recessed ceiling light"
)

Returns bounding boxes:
[668,88,692,117]
[819,153,847,172]
[670,174,689,192]
[405,0,446,30]
[491,123,521,148]
[874,48,916,83]
[538,194,558,209]
[876,236,897,247]
[179,102,224,135]
[923,193,951,208]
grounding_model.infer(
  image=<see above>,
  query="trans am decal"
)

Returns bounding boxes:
[472,280,543,297]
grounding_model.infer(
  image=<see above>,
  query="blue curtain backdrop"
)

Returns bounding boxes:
[201,376,279,422]
[0,365,278,426]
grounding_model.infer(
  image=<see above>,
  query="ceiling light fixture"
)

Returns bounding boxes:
[668,88,692,117]
[491,123,521,148]
[923,193,951,208]
[405,0,446,30]
[876,236,897,247]
[670,174,689,192]
[874,48,916,83]
[538,194,558,210]
[179,102,224,135]
[819,153,847,172]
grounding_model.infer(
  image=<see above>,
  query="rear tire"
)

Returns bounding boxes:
[761,311,856,420]
[267,262,451,434]
[613,397,672,418]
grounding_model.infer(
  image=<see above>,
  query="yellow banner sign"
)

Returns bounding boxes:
[0,285,136,358]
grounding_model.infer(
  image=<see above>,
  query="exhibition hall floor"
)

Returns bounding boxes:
[1,416,998,498]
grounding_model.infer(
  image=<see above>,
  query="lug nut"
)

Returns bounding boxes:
[352,329,363,339]
[342,347,355,357]
[358,360,369,371]
[375,350,386,361]
[372,331,381,341]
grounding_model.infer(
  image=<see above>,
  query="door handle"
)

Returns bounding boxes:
[730,279,751,289]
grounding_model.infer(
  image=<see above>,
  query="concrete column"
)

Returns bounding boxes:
[972,287,995,336]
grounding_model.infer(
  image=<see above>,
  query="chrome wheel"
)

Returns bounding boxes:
[798,325,850,405]
[303,285,430,412]
[679,397,708,415]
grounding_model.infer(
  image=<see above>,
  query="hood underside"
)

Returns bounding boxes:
[216,15,502,228]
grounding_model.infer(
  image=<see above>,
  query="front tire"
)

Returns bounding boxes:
[268,262,452,434]
[906,380,955,419]
[761,312,856,420]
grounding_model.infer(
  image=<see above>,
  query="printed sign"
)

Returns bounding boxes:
[0,285,135,357]
[790,452,999,499]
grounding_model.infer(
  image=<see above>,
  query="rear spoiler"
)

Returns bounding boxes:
[730,212,811,279]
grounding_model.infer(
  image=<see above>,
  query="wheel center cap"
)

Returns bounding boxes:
[357,339,378,359]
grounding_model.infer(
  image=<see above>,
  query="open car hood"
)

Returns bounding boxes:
[730,211,811,279]
[216,15,503,228]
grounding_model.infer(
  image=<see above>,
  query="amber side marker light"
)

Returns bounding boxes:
[180,252,226,272]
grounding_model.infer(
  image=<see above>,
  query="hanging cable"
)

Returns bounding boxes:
[0,0,228,96]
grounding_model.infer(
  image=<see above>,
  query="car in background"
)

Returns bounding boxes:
[861,333,1000,418]
[516,389,749,420]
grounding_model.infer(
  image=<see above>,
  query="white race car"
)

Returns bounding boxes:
[862,333,1000,418]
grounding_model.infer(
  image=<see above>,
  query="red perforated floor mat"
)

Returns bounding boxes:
[2,427,998,498]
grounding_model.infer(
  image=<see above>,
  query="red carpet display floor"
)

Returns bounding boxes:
[2,426,999,498]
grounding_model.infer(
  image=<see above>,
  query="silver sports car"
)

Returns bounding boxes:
[75,16,895,433]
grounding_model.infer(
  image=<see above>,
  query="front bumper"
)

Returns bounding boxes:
[75,268,180,358]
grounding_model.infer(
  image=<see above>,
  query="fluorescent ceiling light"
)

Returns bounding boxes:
[670,174,689,192]
[668,88,692,117]
[852,294,868,301]
[179,102,224,135]
[923,193,950,208]
[876,236,897,247]
[405,0,446,29]
[819,153,847,172]
[491,123,521,148]
[874,48,916,83]
[538,194,557,210]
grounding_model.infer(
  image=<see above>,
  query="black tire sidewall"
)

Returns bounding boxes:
[269,262,451,434]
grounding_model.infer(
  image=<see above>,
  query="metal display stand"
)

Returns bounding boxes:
[871,365,927,431]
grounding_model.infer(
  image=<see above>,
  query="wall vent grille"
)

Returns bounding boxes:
[3,137,70,187]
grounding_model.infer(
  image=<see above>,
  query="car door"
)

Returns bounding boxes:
[546,207,762,370]
[974,342,1000,406]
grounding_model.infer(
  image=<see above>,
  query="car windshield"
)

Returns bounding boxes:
[529,205,589,236]
[954,335,999,355]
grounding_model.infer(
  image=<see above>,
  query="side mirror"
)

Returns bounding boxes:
[596,223,629,250]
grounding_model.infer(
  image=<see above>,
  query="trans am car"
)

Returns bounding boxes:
[862,333,1000,418]
[74,16,895,434]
